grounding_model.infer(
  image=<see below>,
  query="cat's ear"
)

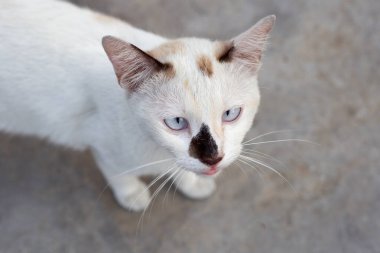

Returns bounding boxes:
[217,15,276,74]
[102,36,167,92]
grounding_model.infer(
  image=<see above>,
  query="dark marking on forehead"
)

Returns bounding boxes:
[161,62,175,79]
[215,41,234,62]
[148,40,184,59]
[197,55,213,77]
[189,124,221,166]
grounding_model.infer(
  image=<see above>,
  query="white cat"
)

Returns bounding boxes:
[0,0,275,211]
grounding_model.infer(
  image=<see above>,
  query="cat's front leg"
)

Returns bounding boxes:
[92,147,152,211]
[108,175,151,211]
[173,170,216,199]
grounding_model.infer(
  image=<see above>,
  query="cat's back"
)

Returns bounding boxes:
[0,0,116,88]
[0,0,130,72]
[0,0,104,144]
[0,0,165,96]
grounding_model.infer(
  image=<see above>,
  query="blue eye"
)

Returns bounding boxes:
[164,117,189,131]
[222,107,242,122]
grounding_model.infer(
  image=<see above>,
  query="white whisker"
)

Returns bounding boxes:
[113,158,174,178]
[147,167,179,217]
[173,170,186,200]
[243,129,294,144]
[234,160,249,177]
[132,164,177,210]
[163,169,182,206]
[96,158,174,203]
[96,184,113,203]
[243,138,318,146]
[136,164,178,231]
[239,154,296,192]
[242,149,285,166]
[237,157,265,181]
[241,150,290,181]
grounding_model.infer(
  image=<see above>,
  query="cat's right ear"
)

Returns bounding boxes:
[102,36,166,92]
[217,15,276,74]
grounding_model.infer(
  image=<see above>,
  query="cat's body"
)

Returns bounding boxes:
[0,0,167,160]
[0,0,275,210]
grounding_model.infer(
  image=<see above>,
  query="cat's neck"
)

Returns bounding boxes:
[88,9,167,51]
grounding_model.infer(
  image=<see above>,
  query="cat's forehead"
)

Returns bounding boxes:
[149,39,232,99]
[146,38,258,119]
[149,38,224,77]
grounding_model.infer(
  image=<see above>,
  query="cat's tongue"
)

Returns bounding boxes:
[204,165,218,176]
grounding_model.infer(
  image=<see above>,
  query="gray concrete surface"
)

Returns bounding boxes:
[1,0,380,252]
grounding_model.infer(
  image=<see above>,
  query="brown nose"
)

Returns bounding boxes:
[201,156,223,166]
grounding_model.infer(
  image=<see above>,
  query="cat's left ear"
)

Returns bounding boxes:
[217,15,276,74]
[102,36,168,92]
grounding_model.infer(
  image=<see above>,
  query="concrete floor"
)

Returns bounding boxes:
[1,0,380,252]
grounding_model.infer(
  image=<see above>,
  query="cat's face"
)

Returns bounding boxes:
[103,15,275,176]
[131,39,261,175]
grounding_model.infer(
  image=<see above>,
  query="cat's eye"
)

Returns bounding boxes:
[164,117,189,131]
[222,107,242,122]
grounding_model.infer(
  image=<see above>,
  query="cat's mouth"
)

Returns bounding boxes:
[201,165,219,176]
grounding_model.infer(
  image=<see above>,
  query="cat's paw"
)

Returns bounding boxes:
[175,172,216,199]
[113,181,151,212]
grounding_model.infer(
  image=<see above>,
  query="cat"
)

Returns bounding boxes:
[0,0,275,211]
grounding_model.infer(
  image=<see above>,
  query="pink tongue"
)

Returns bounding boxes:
[205,166,218,175]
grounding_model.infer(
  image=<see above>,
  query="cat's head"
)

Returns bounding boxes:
[102,15,275,176]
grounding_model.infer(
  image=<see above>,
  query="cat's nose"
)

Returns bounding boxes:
[201,156,223,166]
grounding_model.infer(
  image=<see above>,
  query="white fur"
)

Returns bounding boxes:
[0,0,272,211]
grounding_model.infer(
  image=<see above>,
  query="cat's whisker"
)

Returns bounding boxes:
[243,138,318,146]
[147,166,179,218]
[113,158,174,178]
[173,170,186,201]
[132,163,177,210]
[242,148,285,166]
[241,150,290,180]
[237,157,265,181]
[239,154,296,192]
[138,165,182,231]
[96,184,113,204]
[241,151,287,173]
[233,160,249,177]
[163,169,183,206]
[136,164,178,231]
[96,158,174,203]
[243,129,294,144]
[146,165,177,191]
